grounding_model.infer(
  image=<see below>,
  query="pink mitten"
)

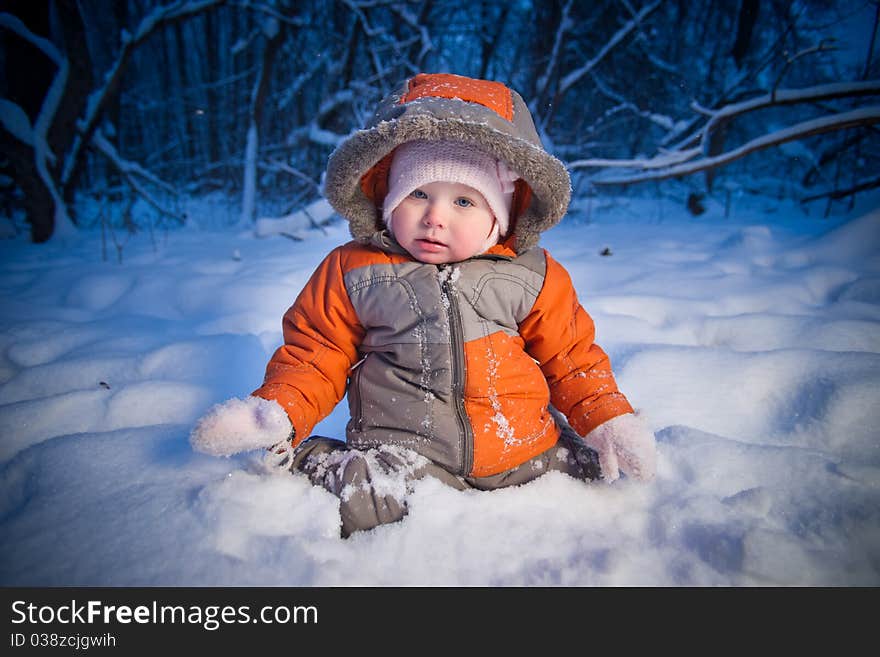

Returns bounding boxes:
[582,412,657,482]
[190,396,292,457]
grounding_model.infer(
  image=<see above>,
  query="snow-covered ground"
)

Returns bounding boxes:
[1,191,878,586]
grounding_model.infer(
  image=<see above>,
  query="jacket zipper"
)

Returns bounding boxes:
[440,266,473,475]
[349,354,367,432]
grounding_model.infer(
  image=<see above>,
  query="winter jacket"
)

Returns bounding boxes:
[252,231,633,478]
[251,72,633,477]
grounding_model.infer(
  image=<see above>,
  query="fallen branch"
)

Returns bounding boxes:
[574,80,880,174]
[681,80,880,154]
[583,106,880,185]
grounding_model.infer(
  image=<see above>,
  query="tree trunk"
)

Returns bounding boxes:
[0,130,55,242]
[731,0,759,69]
[173,23,196,167]
[205,9,220,165]
[704,118,730,192]
[406,0,433,70]
[241,18,285,225]
[340,17,361,87]
[479,3,509,80]
[862,2,879,81]
[53,0,94,211]
[0,0,56,240]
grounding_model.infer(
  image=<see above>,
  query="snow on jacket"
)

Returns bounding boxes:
[252,231,633,478]
[252,72,633,477]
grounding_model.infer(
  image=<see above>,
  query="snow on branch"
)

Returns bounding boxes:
[0,12,77,237]
[277,60,324,110]
[91,131,185,222]
[0,99,33,145]
[91,132,177,195]
[569,147,702,171]
[582,106,880,185]
[259,159,320,191]
[284,89,360,148]
[569,80,880,183]
[61,0,227,187]
[664,80,880,154]
[340,0,387,38]
[0,13,64,64]
[339,0,390,84]
[693,80,880,152]
[590,71,680,132]
[390,3,433,69]
[556,0,661,97]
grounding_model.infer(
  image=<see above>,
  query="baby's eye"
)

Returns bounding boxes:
[409,189,428,199]
[454,197,474,208]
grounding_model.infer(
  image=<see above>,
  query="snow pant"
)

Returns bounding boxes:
[288,412,601,538]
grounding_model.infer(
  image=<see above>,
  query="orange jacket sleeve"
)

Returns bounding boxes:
[519,250,633,437]
[252,246,365,445]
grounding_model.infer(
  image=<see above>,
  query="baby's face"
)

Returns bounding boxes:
[390,181,496,264]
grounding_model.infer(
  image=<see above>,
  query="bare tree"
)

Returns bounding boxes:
[240,5,298,225]
[531,0,662,135]
[0,0,226,241]
[0,5,84,241]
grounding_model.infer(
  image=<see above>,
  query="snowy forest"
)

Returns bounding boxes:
[1,0,878,242]
[1,1,879,587]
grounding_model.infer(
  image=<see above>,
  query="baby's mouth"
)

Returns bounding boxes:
[417,237,446,246]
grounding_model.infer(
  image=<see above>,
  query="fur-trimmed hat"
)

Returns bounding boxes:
[323,73,571,253]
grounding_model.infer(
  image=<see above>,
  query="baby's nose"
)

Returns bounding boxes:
[423,204,446,226]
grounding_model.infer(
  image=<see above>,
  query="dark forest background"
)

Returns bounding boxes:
[1,0,878,242]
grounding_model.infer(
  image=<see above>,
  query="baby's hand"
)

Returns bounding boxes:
[190,396,293,457]
[582,412,657,482]
[263,438,296,472]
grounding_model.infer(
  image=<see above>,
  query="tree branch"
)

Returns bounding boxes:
[556,0,661,97]
[0,12,76,237]
[90,131,185,222]
[534,0,572,102]
[677,80,880,154]
[61,0,227,188]
[572,80,880,173]
[583,106,880,185]
[800,175,880,203]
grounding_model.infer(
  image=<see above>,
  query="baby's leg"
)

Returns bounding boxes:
[290,437,466,537]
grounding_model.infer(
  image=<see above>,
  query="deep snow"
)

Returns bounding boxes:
[0,191,878,586]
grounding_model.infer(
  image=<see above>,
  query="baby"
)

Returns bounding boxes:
[191,73,657,537]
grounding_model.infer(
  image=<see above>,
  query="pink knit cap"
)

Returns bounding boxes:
[382,140,519,242]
